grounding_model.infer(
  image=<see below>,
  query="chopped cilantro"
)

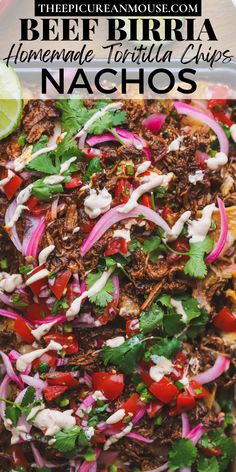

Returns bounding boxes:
[18,133,27,147]
[200,429,235,472]
[32,135,49,151]
[102,335,146,374]
[11,293,28,307]
[0,258,8,269]
[155,186,167,198]
[86,272,114,307]
[21,386,36,407]
[5,405,21,427]
[83,448,96,462]
[52,426,81,452]
[139,303,164,334]
[144,337,181,362]
[143,236,161,254]
[168,439,197,470]
[84,157,101,182]
[27,152,58,175]
[57,98,126,135]
[128,238,143,253]
[184,236,213,279]
[32,180,64,201]
[51,297,69,316]
[198,456,219,472]
[19,264,33,275]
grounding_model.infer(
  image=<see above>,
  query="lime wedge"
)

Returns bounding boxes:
[0,61,23,140]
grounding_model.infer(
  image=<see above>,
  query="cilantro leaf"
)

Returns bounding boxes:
[32,180,64,201]
[57,99,126,135]
[198,456,219,472]
[169,439,198,471]
[144,338,181,362]
[51,297,69,316]
[83,448,96,462]
[5,405,21,427]
[143,236,161,254]
[32,135,49,151]
[86,272,114,307]
[102,335,146,374]
[84,157,101,182]
[129,239,143,253]
[19,264,34,275]
[140,303,164,334]
[184,236,213,279]
[21,386,36,408]
[200,429,236,472]
[27,152,58,175]
[53,426,81,452]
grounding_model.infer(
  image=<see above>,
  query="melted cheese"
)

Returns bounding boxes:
[84,188,112,219]
[188,203,216,243]
[119,172,173,214]
[16,340,62,372]
[66,267,114,320]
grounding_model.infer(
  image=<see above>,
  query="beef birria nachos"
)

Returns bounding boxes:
[0,93,235,472]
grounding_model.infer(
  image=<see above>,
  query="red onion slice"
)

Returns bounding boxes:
[192,355,230,385]
[0,375,11,420]
[206,197,228,264]
[126,432,154,443]
[80,204,171,256]
[142,114,166,134]
[0,350,23,388]
[25,216,45,259]
[174,102,229,155]
[5,199,23,252]
[182,413,190,438]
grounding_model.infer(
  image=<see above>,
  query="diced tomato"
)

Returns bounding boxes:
[149,377,179,404]
[44,333,78,355]
[171,352,187,381]
[26,264,48,297]
[46,371,79,388]
[208,98,228,110]
[30,203,51,217]
[126,319,140,337]
[141,194,152,208]
[104,237,128,256]
[14,317,34,344]
[213,110,233,127]
[65,173,82,189]
[161,205,174,222]
[43,385,68,402]
[114,179,132,204]
[121,393,142,416]
[7,445,29,469]
[83,148,101,159]
[169,393,195,416]
[147,400,163,418]
[80,219,95,234]
[140,369,154,388]
[26,195,39,211]
[26,301,51,322]
[2,171,22,200]
[32,351,58,370]
[92,372,124,401]
[213,306,236,332]
[200,446,223,457]
[187,380,209,399]
[50,270,72,300]
[195,150,208,170]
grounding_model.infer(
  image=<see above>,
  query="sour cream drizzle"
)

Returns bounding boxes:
[31,321,57,342]
[25,268,50,286]
[0,170,15,188]
[5,184,33,229]
[16,340,62,372]
[38,245,55,265]
[206,152,228,170]
[165,211,191,242]
[84,188,112,219]
[66,267,114,320]
[0,272,23,293]
[188,203,216,243]
[119,172,173,214]
[31,407,76,436]
[170,298,188,323]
